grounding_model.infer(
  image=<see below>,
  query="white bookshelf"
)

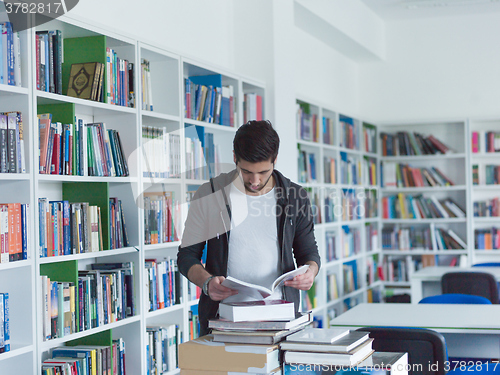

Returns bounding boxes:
[0,10,266,375]
[295,96,382,327]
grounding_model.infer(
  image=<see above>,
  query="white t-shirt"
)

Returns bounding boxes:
[225,183,281,302]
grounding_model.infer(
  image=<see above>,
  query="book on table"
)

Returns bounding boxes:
[280,330,370,353]
[284,327,350,344]
[208,311,312,331]
[282,338,374,367]
[219,300,295,322]
[211,322,310,345]
[221,265,309,300]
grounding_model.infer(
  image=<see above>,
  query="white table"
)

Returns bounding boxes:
[329,303,500,359]
[410,266,500,303]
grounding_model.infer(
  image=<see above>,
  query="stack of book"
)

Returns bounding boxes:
[281,328,374,367]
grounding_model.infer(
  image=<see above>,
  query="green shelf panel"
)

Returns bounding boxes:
[62,182,110,250]
[63,35,107,99]
[37,103,76,124]
[40,260,78,284]
[67,329,113,348]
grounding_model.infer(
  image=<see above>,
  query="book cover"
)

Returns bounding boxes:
[285,327,350,344]
[219,300,295,322]
[281,331,370,353]
[67,62,100,100]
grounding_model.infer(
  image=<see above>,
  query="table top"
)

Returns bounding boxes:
[329,303,500,333]
[411,266,500,280]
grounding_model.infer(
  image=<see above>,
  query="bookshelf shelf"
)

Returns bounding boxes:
[342,288,364,300]
[38,247,139,263]
[37,175,139,183]
[298,139,322,148]
[183,119,237,133]
[0,85,30,96]
[0,345,34,361]
[0,260,32,271]
[144,242,181,251]
[188,299,199,307]
[142,112,181,123]
[0,174,30,181]
[146,304,184,319]
[472,185,500,191]
[380,153,467,162]
[185,178,209,185]
[472,217,500,223]
[142,178,182,185]
[381,185,467,193]
[39,315,141,351]
[382,218,467,224]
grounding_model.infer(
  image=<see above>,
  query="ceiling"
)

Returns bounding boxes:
[360,0,500,20]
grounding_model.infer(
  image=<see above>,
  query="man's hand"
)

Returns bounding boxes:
[284,261,318,291]
[207,276,239,301]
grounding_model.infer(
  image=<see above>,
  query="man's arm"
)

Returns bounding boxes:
[187,264,238,301]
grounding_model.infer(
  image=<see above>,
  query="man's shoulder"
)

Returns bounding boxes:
[193,170,237,199]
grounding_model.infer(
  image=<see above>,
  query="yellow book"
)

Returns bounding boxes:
[398,193,407,219]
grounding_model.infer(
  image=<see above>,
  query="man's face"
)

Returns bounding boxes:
[235,158,275,195]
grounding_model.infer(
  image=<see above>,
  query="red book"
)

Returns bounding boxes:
[50,125,60,175]
[427,135,451,154]
[7,204,15,262]
[14,203,21,261]
[229,95,234,127]
[68,127,73,175]
[256,94,263,121]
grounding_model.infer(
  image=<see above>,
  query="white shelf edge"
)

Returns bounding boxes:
[183,118,237,133]
[141,111,181,122]
[0,84,29,95]
[142,177,182,185]
[38,247,140,264]
[381,218,467,224]
[0,344,34,361]
[0,173,30,181]
[381,153,466,161]
[146,304,184,319]
[381,185,467,193]
[39,316,141,350]
[37,175,138,183]
[144,242,181,251]
[0,259,32,271]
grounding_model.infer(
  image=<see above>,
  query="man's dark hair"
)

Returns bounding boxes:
[233,120,280,164]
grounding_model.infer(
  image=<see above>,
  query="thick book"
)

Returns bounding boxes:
[283,338,374,366]
[209,312,312,331]
[221,265,309,300]
[67,62,100,100]
[280,330,370,353]
[284,327,350,344]
[219,300,295,322]
[212,323,308,345]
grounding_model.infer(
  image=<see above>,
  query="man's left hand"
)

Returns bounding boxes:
[284,261,318,291]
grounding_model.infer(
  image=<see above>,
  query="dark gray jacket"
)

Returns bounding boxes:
[177,169,321,336]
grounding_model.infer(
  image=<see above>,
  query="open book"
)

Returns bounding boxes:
[221,265,309,300]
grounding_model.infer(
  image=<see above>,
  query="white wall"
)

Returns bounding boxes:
[69,0,235,70]
[360,13,500,123]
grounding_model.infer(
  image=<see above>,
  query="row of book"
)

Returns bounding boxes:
[472,164,500,185]
[363,157,377,185]
[243,93,263,123]
[41,263,134,341]
[366,256,380,285]
[141,58,154,111]
[340,152,360,185]
[0,293,9,353]
[296,104,320,143]
[474,197,500,217]
[0,203,29,262]
[364,189,378,219]
[145,258,181,311]
[323,194,335,223]
[301,283,317,311]
[36,30,62,94]
[38,198,129,258]
[323,117,335,145]
[382,194,466,219]
[339,116,358,150]
[325,231,336,262]
[382,162,453,188]
[380,131,452,156]
[475,227,500,250]
[339,190,363,221]
[343,260,359,294]
[0,111,26,173]
[188,306,200,341]
[471,130,500,153]
[297,149,317,183]
[187,281,201,301]
[184,76,236,126]
[381,225,466,250]
[38,114,129,177]
[366,223,379,252]
[381,255,419,282]
[306,189,321,225]
[323,156,336,184]
[146,324,180,374]
[363,124,376,154]
[327,272,339,301]
[341,226,361,258]
[142,126,181,179]
[0,22,21,86]
[42,339,126,375]
[185,130,220,180]
[143,192,180,245]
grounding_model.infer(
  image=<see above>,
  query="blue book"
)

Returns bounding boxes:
[4,297,10,352]
[21,204,27,259]
[189,74,222,122]
[0,25,3,84]
[52,347,92,375]
[3,23,14,86]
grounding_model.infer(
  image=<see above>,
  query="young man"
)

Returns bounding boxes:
[177,120,320,336]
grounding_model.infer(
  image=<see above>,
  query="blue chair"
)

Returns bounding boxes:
[442,272,500,304]
[448,362,500,373]
[473,263,500,267]
[356,327,448,375]
[419,293,492,304]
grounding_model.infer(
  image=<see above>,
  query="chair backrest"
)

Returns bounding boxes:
[472,262,500,267]
[419,293,492,305]
[356,327,448,375]
[441,272,499,304]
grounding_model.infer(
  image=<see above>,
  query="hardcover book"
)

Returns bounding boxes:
[67,62,100,100]
[209,312,312,331]
[219,300,295,322]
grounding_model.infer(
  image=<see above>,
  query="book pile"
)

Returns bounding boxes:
[40,263,135,341]
[0,112,26,174]
[38,197,130,258]
[42,339,126,375]
[145,258,181,311]
[146,324,180,374]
